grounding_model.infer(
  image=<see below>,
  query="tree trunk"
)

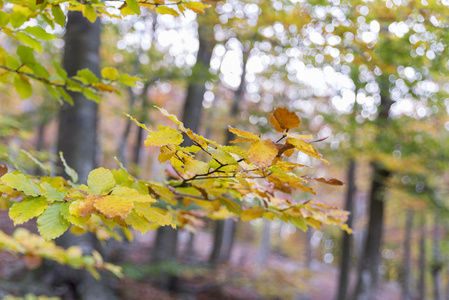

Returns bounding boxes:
[336,159,356,300]
[351,163,391,300]
[305,228,313,269]
[256,220,271,265]
[418,215,427,300]
[152,13,215,289]
[432,212,443,300]
[402,210,413,300]
[209,47,250,265]
[56,11,118,300]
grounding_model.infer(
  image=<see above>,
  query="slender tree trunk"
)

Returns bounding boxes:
[432,212,443,300]
[304,229,312,269]
[256,220,271,265]
[336,159,356,300]
[152,13,215,289]
[351,164,391,300]
[131,84,150,172]
[210,47,250,265]
[418,215,427,300]
[56,11,118,300]
[402,210,413,300]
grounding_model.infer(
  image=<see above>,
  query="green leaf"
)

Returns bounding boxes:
[5,55,20,70]
[51,5,66,27]
[15,32,43,53]
[125,0,140,15]
[17,45,36,65]
[40,182,65,202]
[1,171,41,196]
[76,68,99,84]
[118,74,140,86]
[125,210,151,233]
[20,149,50,175]
[0,11,9,27]
[53,61,68,80]
[87,168,116,195]
[24,26,55,40]
[83,88,101,103]
[10,10,26,28]
[9,196,48,225]
[37,203,70,240]
[57,87,73,104]
[14,74,32,99]
[59,152,78,183]
[289,216,307,232]
[101,67,119,80]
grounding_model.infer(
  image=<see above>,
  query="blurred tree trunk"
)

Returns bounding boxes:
[256,220,271,265]
[152,13,215,289]
[432,213,443,300]
[418,215,427,300]
[131,83,150,174]
[352,78,392,300]
[210,47,249,265]
[336,159,356,300]
[402,210,413,300]
[56,11,118,300]
[305,228,313,269]
[352,163,391,300]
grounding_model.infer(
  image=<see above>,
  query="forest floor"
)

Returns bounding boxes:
[0,212,401,300]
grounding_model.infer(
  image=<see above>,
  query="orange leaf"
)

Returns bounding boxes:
[24,254,42,269]
[270,107,300,132]
[248,139,278,169]
[78,195,98,217]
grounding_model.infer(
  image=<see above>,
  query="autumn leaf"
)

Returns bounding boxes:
[248,139,278,169]
[286,137,329,164]
[145,125,183,147]
[269,107,300,132]
[183,1,210,14]
[0,164,7,177]
[305,177,345,185]
[228,126,260,141]
[94,195,133,219]
[78,195,99,217]
[241,206,265,221]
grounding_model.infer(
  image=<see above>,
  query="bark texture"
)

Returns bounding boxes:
[55,11,118,300]
[418,215,426,300]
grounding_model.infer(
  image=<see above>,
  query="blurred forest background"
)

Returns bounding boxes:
[2,0,449,299]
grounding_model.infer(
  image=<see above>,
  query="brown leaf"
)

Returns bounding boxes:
[24,254,42,270]
[306,177,345,185]
[0,164,7,177]
[270,108,300,132]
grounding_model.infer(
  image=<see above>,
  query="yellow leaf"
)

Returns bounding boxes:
[134,203,175,228]
[185,159,209,175]
[183,1,210,14]
[125,210,151,233]
[87,168,116,195]
[269,107,300,132]
[158,145,176,163]
[248,139,278,169]
[111,186,157,203]
[228,126,259,141]
[145,125,183,147]
[155,6,179,17]
[286,137,329,164]
[94,195,133,219]
[241,206,264,221]
[101,67,119,80]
